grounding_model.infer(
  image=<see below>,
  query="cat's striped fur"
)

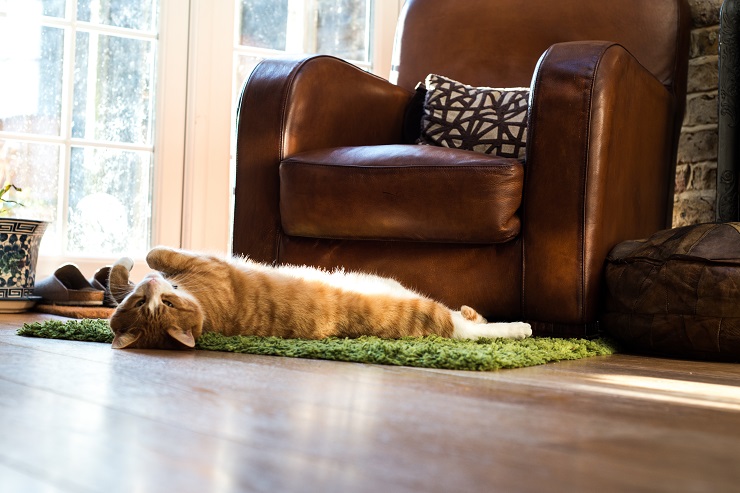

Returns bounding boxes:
[108,246,531,350]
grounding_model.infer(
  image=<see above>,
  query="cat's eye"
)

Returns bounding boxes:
[163,300,174,307]
[135,298,146,307]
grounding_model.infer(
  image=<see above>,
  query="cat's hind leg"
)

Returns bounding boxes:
[460,305,487,324]
[451,311,532,340]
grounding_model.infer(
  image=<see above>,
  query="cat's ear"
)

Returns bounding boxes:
[109,257,135,304]
[111,331,141,349]
[166,327,196,348]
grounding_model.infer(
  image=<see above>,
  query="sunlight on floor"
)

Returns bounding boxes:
[576,374,740,412]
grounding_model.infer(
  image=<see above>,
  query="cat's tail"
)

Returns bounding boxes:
[451,306,532,340]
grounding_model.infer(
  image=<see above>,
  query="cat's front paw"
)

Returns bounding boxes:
[114,257,134,272]
[507,322,532,340]
[110,258,135,303]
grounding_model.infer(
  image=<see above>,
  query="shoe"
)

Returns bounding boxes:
[34,264,105,306]
[88,266,117,307]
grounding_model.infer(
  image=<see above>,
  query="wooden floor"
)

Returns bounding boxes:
[1,313,739,493]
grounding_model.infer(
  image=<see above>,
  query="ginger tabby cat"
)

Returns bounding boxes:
[108,246,532,349]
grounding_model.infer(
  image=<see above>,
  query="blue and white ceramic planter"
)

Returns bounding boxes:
[0,219,49,301]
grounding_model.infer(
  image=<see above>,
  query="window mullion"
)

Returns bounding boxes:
[178,0,234,253]
[84,34,99,141]
[285,0,307,53]
[58,4,78,258]
[372,0,402,79]
[365,0,373,65]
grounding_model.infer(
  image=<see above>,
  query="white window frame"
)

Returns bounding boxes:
[36,0,402,281]
[35,0,189,281]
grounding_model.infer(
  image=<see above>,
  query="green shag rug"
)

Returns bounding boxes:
[17,319,619,371]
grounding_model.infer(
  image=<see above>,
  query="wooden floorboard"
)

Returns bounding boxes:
[1,312,739,493]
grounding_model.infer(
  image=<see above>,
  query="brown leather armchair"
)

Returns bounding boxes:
[233,0,691,337]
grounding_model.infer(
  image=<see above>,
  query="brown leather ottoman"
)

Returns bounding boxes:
[603,222,740,361]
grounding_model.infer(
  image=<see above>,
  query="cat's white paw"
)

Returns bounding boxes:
[505,322,532,340]
[114,257,134,272]
[451,312,532,340]
[483,322,532,340]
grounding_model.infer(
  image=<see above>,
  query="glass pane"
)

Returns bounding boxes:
[42,0,67,17]
[72,32,155,144]
[0,140,60,221]
[238,0,289,50]
[77,0,157,31]
[67,146,151,256]
[316,0,370,62]
[237,0,372,62]
[0,15,64,136]
[0,139,61,254]
[234,55,262,95]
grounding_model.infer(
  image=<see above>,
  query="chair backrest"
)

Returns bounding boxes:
[391,0,690,115]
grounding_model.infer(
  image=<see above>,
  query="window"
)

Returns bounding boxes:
[235,0,374,87]
[233,0,399,104]
[0,0,158,258]
[0,0,401,278]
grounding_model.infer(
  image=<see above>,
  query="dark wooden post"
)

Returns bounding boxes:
[718,0,740,221]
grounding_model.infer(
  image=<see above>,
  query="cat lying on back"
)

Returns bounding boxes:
[108,246,532,350]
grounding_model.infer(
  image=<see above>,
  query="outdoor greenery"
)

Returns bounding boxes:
[0,183,23,216]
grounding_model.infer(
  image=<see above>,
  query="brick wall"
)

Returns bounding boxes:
[673,0,722,226]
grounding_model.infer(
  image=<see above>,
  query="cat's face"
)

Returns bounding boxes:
[110,272,203,350]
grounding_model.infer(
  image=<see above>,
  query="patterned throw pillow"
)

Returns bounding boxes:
[419,74,530,160]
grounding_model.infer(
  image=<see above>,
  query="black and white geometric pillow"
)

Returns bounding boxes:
[419,74,530,160]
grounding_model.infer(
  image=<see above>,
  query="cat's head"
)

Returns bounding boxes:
[108,259,203,350]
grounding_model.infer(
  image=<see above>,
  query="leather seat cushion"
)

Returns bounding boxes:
[279,144,524,244]
[603,223,740,361]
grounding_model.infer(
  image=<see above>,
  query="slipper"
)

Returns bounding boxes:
[88,266,117,307]
[34,264,105,306]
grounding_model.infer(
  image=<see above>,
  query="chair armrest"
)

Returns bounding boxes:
[522,41,675,328]
[233,55,411,262]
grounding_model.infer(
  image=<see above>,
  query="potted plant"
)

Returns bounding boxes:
[0,183,50,313]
